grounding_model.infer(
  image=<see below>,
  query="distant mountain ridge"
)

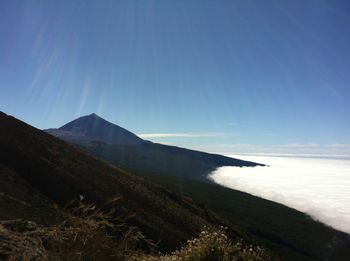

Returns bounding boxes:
[46,113,143,145]
[45,113,264,181]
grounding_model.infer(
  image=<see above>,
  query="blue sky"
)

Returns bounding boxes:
[1,0,350,154]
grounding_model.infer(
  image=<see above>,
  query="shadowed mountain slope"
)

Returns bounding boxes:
[46,114,263,181]
[46,113,143,145]
[0,165,59,225]
[137,171,350,261]
[0,111,233,251]
[44,113,350,260]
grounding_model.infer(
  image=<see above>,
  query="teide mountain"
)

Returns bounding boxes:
[46,113,143,145]
[0,111,231,251]
[46,113,263,181]
[45,113,350,260]
[2,112,350,260]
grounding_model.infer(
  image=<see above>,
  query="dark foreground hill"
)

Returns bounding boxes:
[45,114,350,260]
[45,113,263,181]
[138,171,350,261]
[0,111,237,253]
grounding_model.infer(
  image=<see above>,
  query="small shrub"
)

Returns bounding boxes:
[1,199,270,260]
[0,197,153,260]
[45,197,153,260]
[130,226,268,261]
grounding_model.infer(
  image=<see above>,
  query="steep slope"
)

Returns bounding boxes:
[78,142,262,181]
[138,171,350,261]
[45,114,263,181]
[44,114,350,260]
[46,113,143,145]
[0,111,230,251]
[0,165,59,225]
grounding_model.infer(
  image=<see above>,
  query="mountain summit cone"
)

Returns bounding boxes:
[46,113,143,145]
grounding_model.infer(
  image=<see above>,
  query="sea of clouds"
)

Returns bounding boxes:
[209,154,350,234]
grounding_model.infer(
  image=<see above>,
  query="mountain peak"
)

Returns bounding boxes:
[46,114,143,145]
[82,113,102,120]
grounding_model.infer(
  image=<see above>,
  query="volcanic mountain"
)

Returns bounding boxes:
[0,111,230,252]
[45,113,350,260]
[46,113,143,145]
[2,111,350,260]
[46,113,263,181]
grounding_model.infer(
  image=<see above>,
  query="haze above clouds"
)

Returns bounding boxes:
[209,155,350,234]
[1,1,349,151]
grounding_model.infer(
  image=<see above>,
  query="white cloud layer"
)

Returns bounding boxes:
[137,132,233,139]
[209,155,350,234]
[193,143,350,157]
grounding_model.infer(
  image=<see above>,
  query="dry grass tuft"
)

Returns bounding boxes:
[1,199,269,260]
[130,226,268,261]
[45,197,155,260]
[1,197,153,260]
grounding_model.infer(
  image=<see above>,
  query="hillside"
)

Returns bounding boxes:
[46,114,263,181]
[45,114,350,260]
[0,111,236,252]
[137,171,350,261]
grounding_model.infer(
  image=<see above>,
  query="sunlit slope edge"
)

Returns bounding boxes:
[0,111,235,251]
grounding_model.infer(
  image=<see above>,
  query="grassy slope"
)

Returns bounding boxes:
[0,165,59,225]
[43,121,350,260]
[101,168,350,261]
[0,112,236,252]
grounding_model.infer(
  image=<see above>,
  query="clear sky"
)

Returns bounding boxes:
[1,0,350,155]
